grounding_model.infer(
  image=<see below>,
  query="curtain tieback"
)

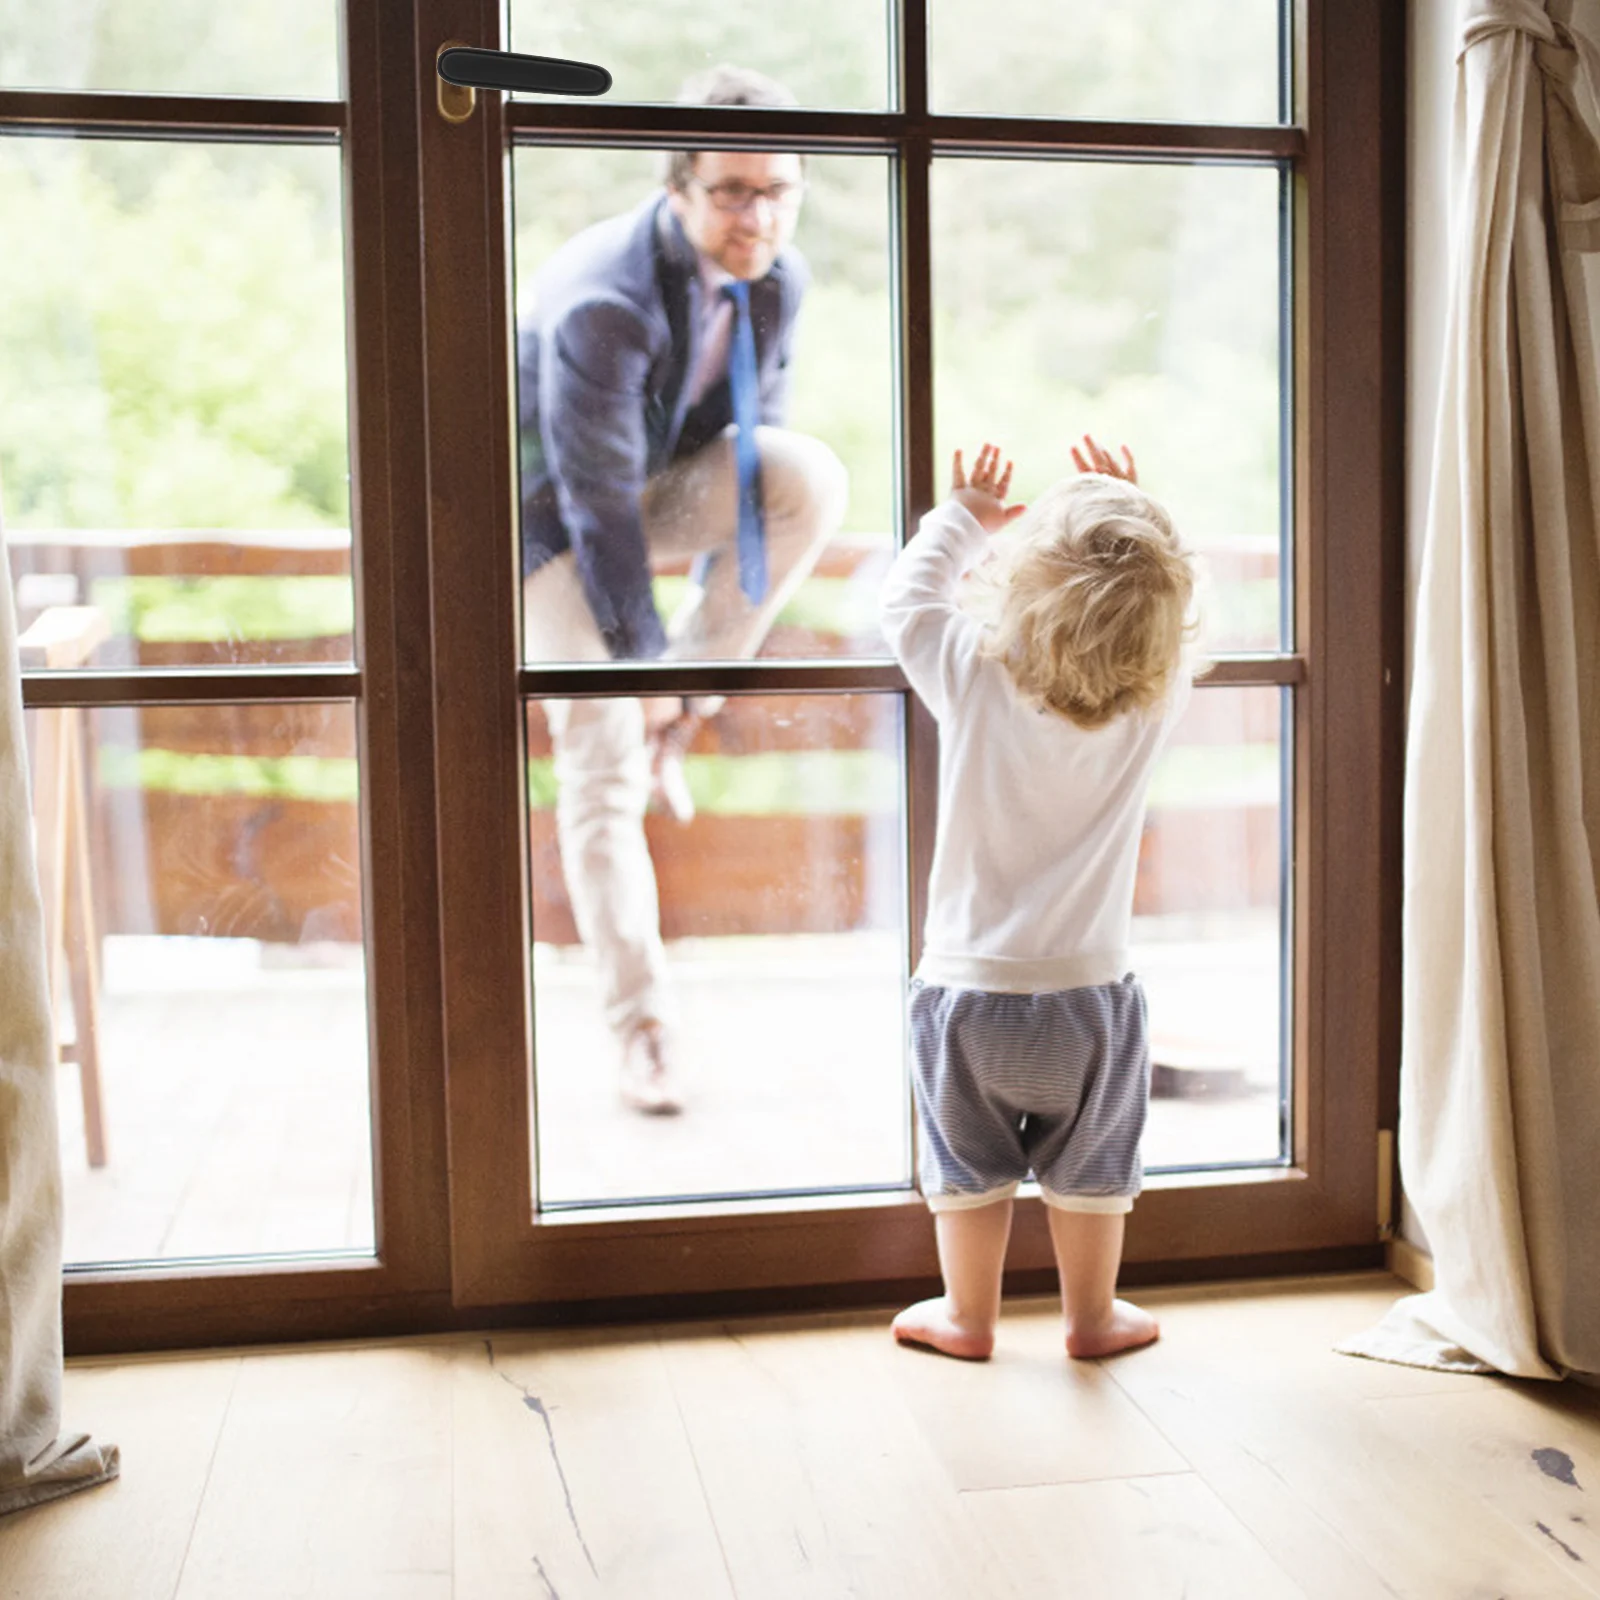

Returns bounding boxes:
[1459,0,1559,57]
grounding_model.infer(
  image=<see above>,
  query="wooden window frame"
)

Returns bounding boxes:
[8,0,456,1352]
[0,0,1403,1353]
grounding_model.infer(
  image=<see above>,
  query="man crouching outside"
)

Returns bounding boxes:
[517,64,848,1115]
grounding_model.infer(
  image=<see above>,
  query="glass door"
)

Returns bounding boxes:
[423,0,1393,1313]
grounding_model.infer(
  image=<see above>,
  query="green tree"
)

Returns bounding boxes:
[0,0,336,97]
[0,139,348,530]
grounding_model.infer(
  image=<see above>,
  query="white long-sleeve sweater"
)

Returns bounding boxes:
[880,499,1192,993]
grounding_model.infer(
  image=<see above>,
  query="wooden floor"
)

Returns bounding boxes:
[6,1272,1599,1598]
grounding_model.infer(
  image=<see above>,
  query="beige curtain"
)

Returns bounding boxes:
[1342,0,1600,1378]
[0,489,118,1514]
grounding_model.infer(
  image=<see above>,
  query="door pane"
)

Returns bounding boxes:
[511,146,895,666]
[527,691,908,1208]
[1138,685,1287,1170]
[37,700,373,1265]
[0,3,340,99]
[932,156,1285,653]
[930,0,1282,124]
[507,0,890,110]
[0,136,353,667]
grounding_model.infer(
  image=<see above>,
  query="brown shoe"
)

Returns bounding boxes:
[619,1022,684,1115]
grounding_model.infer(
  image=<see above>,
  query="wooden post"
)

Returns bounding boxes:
[19,606,111,1169]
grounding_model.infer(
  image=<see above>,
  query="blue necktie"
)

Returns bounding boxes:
[723,280,768,603]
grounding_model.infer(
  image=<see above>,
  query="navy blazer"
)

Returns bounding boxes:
[518,192,808,660]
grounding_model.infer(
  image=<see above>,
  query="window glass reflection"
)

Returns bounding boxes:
[527,692,908,1208]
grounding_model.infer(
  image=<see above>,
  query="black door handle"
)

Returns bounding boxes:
[437,46,611,97]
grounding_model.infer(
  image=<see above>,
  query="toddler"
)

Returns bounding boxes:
[880,436,1196,1361]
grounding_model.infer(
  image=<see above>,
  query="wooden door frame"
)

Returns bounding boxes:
[423,0,1402,1318]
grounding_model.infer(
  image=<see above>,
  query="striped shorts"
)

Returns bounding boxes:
[910,974,1151,1214]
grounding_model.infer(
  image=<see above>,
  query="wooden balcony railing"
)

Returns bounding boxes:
[10,528,1282,950]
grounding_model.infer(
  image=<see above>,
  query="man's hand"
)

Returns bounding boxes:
[950,442,1027,534]
[643,697,699,823]
[1070,433,1138,483]
[641,695,685,738]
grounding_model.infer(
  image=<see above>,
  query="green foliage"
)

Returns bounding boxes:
[0,139,348,531]
[103,739,1274,813]
[99,746,359,803]
[3,1,1286,660]
[1147,742,1280,811]
[509,0,887,110]
[528,749,899,815]
[0,0,338,97]
[785,282,894,540]
[91,575,353,644]
[930,160,1283,546]
[927,0,1280,124]
[505,0,1278,123]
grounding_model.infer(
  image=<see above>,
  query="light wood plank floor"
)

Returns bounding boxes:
[6,1272,1599,1599]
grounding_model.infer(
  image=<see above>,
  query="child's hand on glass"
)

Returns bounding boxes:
[951,442,1026,534]
[1070,433,1138,483]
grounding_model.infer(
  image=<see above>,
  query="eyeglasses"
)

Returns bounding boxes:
[688,177,807,215]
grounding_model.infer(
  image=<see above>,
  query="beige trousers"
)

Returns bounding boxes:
[522,426,847,1039]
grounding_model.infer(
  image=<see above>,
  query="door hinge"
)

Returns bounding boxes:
[1377,1127,1396,1240]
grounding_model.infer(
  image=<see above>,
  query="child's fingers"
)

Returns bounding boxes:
[1074,433,1138,480]
[1002,503,1027,522]
[959,442,1020,500]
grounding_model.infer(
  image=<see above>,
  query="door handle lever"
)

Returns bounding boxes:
[437,45,610,119]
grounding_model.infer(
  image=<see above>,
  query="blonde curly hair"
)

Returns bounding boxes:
[971,472,1197,730]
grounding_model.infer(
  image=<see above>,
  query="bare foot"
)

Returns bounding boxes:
[1064,1299,1160,1359]
[891,1296,995,1361]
